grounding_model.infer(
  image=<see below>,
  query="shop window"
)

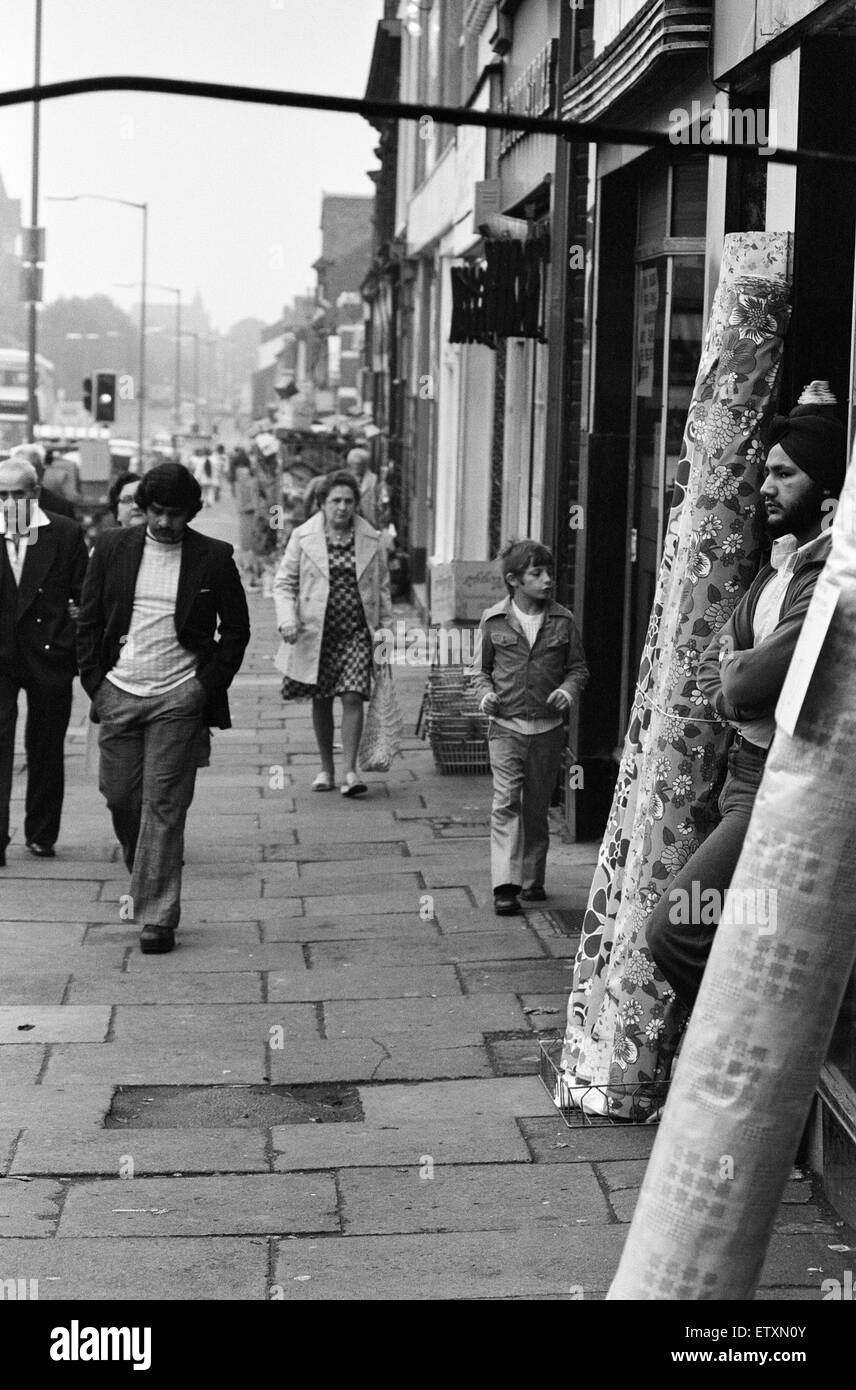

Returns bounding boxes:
[671,161,707,237]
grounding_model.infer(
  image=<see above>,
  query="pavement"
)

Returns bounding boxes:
[0,493,852,1301]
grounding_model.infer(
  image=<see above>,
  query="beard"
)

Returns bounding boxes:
[764,480,826,539]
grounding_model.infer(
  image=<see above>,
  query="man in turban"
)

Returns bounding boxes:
[647,400,847,1012]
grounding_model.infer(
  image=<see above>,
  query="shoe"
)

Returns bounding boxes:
[340,773,367,798]
[26,841,55,858]
[520,885,547,902]
[312,771,334,791]
[139,924,175,954]
[494,892,522,916]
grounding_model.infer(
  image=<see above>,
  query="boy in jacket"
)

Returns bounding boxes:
[470,539,589,916]
[647,405,847,1009]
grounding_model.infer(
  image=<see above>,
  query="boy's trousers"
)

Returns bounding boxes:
[487,722,565,891]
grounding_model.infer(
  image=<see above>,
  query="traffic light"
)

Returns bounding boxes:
[95,371,117,423]
[83,377,93,413]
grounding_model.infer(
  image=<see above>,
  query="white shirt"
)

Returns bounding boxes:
[108,531,198,696]
[0,500,51,585]
[737,533,827,749]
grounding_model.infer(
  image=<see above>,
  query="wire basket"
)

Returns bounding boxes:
[424,667,491,775]
[538,1039,669,1127]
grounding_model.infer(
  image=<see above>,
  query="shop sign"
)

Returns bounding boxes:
[498,40,558,159]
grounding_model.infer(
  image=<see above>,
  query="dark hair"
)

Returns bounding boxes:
[136,462,202,518]
[107,471,141,516]
[317,469,361,507]
[499,538,554,595]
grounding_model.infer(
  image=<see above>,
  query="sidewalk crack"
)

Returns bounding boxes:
[368,1037,392,1080]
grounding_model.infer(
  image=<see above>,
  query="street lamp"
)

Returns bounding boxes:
[116,280,181,430]
[178,330,201,431]
[46,193,148,464]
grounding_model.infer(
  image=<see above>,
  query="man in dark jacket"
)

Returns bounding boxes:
[77,463,250,953]
[0,457,88,866]
[9,444,77,519]
[647,406,847,1010]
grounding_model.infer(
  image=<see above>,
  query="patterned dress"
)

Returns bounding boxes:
[281,531,372,701]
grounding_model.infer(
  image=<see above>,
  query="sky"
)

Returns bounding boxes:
[0,0,381,331]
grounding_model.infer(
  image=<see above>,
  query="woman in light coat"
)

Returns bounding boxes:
[274,470,392,796]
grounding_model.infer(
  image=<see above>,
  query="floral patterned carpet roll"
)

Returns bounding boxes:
[609,434,856,1299]
[560,233,793,1117]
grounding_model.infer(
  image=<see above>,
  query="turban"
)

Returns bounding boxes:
[768,407,847,496]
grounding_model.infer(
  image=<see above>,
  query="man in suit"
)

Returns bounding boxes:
[0,457,89,866]
[77,462,250,953]
[9,444,77,519]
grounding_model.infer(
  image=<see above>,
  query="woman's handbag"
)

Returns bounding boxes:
[358,665,404,772]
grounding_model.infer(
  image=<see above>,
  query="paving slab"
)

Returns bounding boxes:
[0,882,101,912]
[58,1174,339,1236]
[0,1177,63,1235]
[518,1116,659,1163]
[0,942,128,969]
[0,973,70,1006]
[0,1006,111,1044]
[0,1236,268,1299]
[307,929,545,971]
[123,943,308,973]
[263,915,444,943]
[2,1084,114,1131]
[459,961,574,994]
[0,923,87,947]
[266,1039,493,1084]
[324,994,528,1037]
[0,860,127,879]
[339,1162,610,1235]
[294,857,424,885]
[272,1117,531,1170]
[293,888,431,918]
[263,842,409,862]
[359,1078,557,1125]
[268,965,462,1002]
[272,1226,628,1300]
[111,1003,319,1047]
[11,1129,269,1176]
[0,1046,48,1084]
[43,1043,269,1086]
[85,920,263,948]
[266,873,424,901]
[66,971,264,1005]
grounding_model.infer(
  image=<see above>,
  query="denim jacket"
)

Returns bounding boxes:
[468,598,589,721]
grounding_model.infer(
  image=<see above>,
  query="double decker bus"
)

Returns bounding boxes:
[0,348,57,450]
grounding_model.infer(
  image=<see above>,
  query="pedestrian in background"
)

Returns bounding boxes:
[275,469,392,796]
[346,446,379,526]
[0,456,88,866]
[108,472,145,529]
[470,539,589,916]
[194,451,217,508]
[77,463,250,953]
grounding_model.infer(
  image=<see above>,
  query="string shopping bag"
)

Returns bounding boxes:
[358,665,403,772]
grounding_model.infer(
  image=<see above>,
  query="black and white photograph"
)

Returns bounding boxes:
[1,0,856,1349]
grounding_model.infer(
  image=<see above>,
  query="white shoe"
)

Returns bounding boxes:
[312,771,334,791]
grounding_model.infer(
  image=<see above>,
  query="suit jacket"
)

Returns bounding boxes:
[76,524,251,728]
[272,511,392,685]
[0,511,89,686]
[39,485,77,520]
